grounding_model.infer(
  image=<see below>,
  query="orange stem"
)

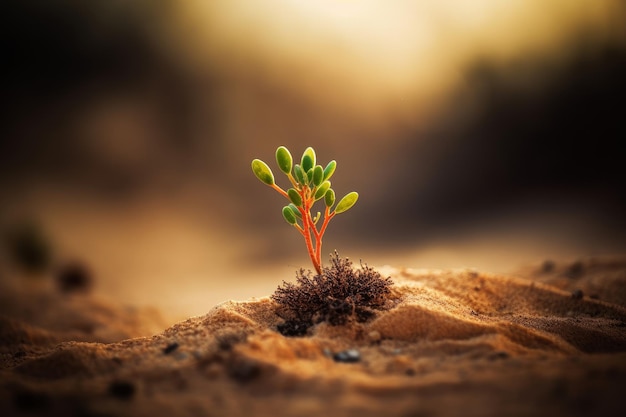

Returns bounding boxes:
[271,184,289,199]
[313,206,334,269]
[273,182,331,275]
[302,197,322,275]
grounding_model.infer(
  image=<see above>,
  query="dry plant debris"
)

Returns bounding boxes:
[272,252,393,336]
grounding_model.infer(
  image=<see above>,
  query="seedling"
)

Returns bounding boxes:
[251,146,358,274]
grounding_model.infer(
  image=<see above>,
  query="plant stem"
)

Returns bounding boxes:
[300,190,322,274]
[313,206,334,270]
[271,184,289,199]
[275,182,329,275]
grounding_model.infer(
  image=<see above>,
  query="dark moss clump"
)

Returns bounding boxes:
[272,252,393,336]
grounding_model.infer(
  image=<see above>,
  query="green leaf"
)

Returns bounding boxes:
[251,159,274,185]
[301,147,316,172]
[294,164,307,185]
[314,181,331,200]
[306,168,314,184]
[288,203,302,219]
[324,189,336,207]
[323,160,336,181]
[312,165,324,186]
[282,206,297,225]
[335,192,358,214]
[287,188,302,207]
[302,156,313,173]
[275,146,292,174]
[325,188,335,207]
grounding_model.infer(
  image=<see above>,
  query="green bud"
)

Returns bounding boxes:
[251,159,274,185]
[335,191,358,214]
[312,165,324,186]
[314,181,331,200]
[325,188,335,207]
[323,160,336,181]
[282,206,297,225]
[294,164,307,185]
[275,146,292,174]
[301,147,316,172]
[288,203,302,218]
[288,188,302,207]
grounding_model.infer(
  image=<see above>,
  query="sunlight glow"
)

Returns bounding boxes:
[179,0,622,121]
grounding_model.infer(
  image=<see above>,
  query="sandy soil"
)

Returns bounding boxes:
[1,256,625,417]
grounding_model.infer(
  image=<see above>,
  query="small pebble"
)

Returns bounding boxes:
[56,261,92,293]
[488,351,510,361]
[565,261,584,279]
[163,342,179,355]
[108,381,135,400]
[333,349,361,363]
[229,359,261,383]
[541,260,555,273]
[571,289,584,300]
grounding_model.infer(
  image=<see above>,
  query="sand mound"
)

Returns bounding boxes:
[514,256,626,307]
[1,257,625,416]
[0,277,167,347]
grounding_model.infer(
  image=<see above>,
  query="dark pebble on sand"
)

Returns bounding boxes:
[108,381,135,400]
[56,261,92,293]
[565,261,584,279]
[163,342,179,355]
[333,349,361,363]
[541,260,555,273]
[488,351,510,360]
[229,358,262,383]
[571,289,584,300]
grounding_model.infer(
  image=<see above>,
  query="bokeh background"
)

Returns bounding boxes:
[1,0,625,321]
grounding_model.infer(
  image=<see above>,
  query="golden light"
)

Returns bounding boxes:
[178,0,621,124]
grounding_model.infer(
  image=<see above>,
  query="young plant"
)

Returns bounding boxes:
[251,146,358,274]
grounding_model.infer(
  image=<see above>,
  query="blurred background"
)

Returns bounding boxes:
[1,0,625,321]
